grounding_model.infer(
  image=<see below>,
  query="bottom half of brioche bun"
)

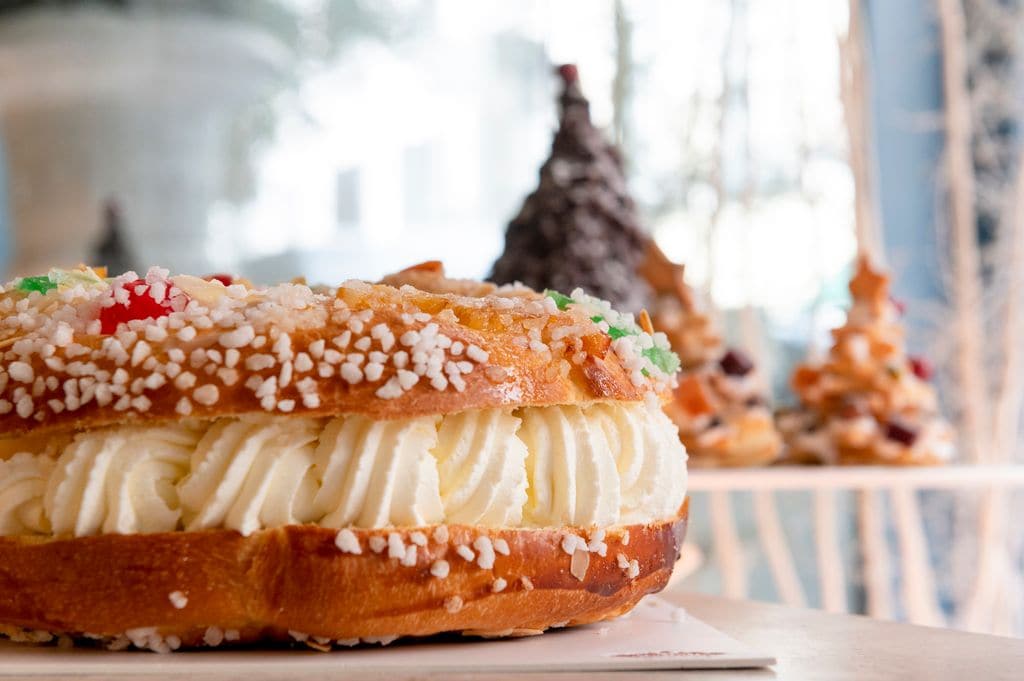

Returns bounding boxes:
[0,502,688,651]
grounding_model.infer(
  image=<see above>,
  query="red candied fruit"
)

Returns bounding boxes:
[909,356,933,381]
[205,273,234,286]
[884,419,918,446]
[99,279,175,334]
[719,349,754,377]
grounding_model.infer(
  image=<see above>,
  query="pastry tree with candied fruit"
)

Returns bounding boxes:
[777,255,954,465]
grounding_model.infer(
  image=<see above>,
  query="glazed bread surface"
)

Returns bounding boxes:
[0,265,678,437]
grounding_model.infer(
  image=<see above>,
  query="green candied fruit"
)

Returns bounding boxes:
[608,325,635,340]
[544,289,574,311]
[590,314,637,340]
[588,313,640,341]
[643,346,681,375]
[17,275,57,294]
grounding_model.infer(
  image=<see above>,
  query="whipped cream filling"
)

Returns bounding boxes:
[590,401,688,524]
[519,405,621,527]
[0,452,53,534]
[313,415,443,528]
[45,425,201,536]
[434,409,529,526]
[178,418,320,536]
[1,399,687,537]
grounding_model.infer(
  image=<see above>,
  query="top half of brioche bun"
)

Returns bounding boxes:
[0,261,680,447]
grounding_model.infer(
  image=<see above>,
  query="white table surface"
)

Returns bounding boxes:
[9,590,1024,680]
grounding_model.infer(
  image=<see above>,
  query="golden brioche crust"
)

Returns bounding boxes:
[0,509,687,649]
[0,268,682,439]
[378,260,502,297]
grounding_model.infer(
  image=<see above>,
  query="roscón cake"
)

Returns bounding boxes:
[0,263,688,652]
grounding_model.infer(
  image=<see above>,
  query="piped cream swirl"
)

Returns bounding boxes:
[313,415,443,528]
[433,409,528,526]
[0,452,53,534]
[591,397,687,524]
[178,417,319,536]
[44,425,200,536]
[519,405,622,527]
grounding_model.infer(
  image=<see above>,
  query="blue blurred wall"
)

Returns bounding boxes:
[865,2,958,618]
[865,0,945,305]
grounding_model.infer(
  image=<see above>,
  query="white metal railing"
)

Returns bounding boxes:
[682,465,1024,636]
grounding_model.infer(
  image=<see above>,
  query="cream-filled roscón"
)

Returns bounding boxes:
[0,262,688,652]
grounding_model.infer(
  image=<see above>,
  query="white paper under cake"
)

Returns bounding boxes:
[0,597,775,675]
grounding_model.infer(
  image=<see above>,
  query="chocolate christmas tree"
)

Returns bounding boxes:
[641,242,782,467]
[489,64,651,312]
[778,255,954,465]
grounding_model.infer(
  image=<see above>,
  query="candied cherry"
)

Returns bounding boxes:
[884,419,918,446]
[909,356,933,381]
[99,279,175,334]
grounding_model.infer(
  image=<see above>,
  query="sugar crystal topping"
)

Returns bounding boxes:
[0,266,679,426]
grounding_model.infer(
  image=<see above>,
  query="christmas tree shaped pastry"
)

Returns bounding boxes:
[641,242,782,467]
[489,64,651,313]
[778,255,955,465]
